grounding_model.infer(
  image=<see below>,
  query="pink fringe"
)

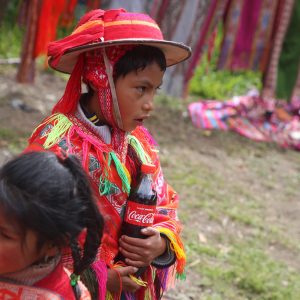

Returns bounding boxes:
[91,260,107,300]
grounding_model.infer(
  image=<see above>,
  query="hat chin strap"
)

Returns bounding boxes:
[101,48,124,129]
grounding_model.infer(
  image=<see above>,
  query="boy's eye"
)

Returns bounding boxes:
[136,86,146,94]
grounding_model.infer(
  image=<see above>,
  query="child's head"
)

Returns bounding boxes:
[48,8,191,133]
[0,151,103,277]
[84,45,167,132]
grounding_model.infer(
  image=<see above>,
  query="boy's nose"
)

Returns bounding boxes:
[142,97,154,112]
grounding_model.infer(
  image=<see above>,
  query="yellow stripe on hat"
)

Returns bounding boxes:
[72,20,104,35]
[105,20,160,30]
[72,19,159,35]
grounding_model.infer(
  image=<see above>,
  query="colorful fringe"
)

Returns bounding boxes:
[30,113,72,149]
[91,260,107,300]
[128,134,152,165]
[156,227,186,276]
[30,114,133,196]
[99,152,131,195]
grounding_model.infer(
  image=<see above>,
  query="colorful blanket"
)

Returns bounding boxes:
[188,91,300,150]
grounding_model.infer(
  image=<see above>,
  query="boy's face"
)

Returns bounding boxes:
[0,208,46,275]
[115,62,164,132]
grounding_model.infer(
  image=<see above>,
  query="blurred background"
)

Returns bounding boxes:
[1,1,300,299]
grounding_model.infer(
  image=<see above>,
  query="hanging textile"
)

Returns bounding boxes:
[217,0,280,72]
[261,0,295,100]
[150,0,222,98]
[34,0,77,58]
[86,0,101,11]
[60,0,78,27]
[290,64,300,109]
[104,0,150,12]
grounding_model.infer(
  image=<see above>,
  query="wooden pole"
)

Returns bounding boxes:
[16,0,41,83]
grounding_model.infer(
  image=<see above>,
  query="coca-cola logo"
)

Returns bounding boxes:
[128,210,154,224]
[124,201,156,226]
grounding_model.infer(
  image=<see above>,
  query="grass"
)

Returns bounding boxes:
[151,104,300,299]
[197,241,300,300]
[0,127,28,154]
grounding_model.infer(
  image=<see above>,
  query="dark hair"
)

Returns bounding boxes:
[113,45,167,81]
[0,151,103,299]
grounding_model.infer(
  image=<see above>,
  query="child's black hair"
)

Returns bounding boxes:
[113,45,167,81]
[0,151,103,300]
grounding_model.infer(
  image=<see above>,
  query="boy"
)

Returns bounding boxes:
[25,8,191,299]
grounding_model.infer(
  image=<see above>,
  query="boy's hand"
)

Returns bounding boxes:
[106,266,141,293]
[118,227,166,267]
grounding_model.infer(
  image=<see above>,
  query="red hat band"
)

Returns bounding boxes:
[72,9,164,41]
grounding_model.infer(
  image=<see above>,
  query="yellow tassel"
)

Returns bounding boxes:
[30,113,72,149]
[43,114,73,149]
[111,262,147,286]
[156,227,186,274]
[30,114,56,140]
[144,289,152,300]
[129,274,148,287]
[105,292,114,300]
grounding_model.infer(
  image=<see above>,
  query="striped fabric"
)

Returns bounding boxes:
[188,94,300,150]
[262,0,295,100]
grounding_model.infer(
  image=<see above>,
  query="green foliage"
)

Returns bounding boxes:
[189,23,262,100]
[189,64,262,100]
[3,0,21,21]
[0,24,23,58]
[0,0,23,58]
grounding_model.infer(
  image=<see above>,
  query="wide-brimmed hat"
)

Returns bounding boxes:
[48,8,191,74]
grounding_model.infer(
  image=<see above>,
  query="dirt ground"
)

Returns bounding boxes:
[1,65,300,299]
